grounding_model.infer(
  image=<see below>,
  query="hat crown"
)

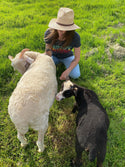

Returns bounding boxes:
[48,7,80,30]
[57,7,74,25]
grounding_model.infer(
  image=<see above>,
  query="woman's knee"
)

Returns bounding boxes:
[69,63,81,79]
[52,56,60,65]
[69,68,81,79]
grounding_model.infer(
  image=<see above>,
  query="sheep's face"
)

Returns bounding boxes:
[56,80,74,101]
[8,52,34,74]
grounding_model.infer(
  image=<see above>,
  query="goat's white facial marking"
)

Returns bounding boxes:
[56,80,73,101]
[56,92,65,101]
[63,80,73,91]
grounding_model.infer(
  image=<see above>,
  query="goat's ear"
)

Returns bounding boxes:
[25,55,34,64]
[72,86,78,96]
[8,55,14,61]
[66,76,70,81]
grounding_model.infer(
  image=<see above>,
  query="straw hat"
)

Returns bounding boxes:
[48,7,80,31]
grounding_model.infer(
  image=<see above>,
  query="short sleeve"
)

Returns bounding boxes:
[73,32,81,48]
[44,29,51,44]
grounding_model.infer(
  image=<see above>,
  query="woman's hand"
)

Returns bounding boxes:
[20,48,30,58]
[60,47,80,80]
[45,44,52,56]
[21,48,30,54]
[60,69,70,80]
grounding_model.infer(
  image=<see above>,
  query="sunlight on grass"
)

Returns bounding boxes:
[0,0,125,166]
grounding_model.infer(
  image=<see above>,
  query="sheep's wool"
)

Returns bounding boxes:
[8,53,57,134]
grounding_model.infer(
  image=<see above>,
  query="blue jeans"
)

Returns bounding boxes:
[52,55,80,79]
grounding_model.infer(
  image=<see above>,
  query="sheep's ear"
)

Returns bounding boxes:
[8,55,14,61]
[25,55,34,64]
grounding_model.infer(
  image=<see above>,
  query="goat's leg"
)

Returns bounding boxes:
[89,146,97,162]
[97,162,103,167]
[17,131,28,147]
[97,143,106,167]
[72,136,83,167]
[72,103,78,113]
[97,149,106,167]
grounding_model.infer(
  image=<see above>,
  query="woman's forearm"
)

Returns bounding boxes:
[67,47,80,73]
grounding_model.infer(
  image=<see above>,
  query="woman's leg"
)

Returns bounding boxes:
[52,55,60,65]
[61,56,80,79]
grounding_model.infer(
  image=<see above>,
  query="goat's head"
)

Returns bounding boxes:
[8,49,34,74]
[56,80,78,101]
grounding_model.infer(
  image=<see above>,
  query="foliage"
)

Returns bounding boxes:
[0,0,125,166]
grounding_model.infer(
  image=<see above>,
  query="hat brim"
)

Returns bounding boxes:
[48,18,80,31]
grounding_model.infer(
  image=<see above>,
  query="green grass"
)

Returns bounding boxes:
[0,0,125,166]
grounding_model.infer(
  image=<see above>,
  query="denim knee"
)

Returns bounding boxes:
[69,63,80,79]
[69,70,81,79]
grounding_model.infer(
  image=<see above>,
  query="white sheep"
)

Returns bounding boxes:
[8,49,57,152]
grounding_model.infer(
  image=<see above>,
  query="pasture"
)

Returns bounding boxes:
[0,0,125,166]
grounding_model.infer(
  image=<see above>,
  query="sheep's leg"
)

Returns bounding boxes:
[17,132,28,147]
[36,123,48,152]
[36,130,44,152]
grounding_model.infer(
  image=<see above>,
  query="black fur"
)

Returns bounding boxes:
[62,83,109,167]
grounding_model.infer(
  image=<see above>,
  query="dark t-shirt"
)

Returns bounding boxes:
[44,29,81,59]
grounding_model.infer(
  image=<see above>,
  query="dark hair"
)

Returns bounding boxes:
[45,28,75,48]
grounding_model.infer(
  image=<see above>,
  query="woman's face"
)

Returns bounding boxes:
[57,30,66,38]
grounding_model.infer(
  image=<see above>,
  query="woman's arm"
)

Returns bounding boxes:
[60,47,80,80]
[45,44,52,56]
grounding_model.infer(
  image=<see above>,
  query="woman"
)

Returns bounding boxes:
[44,7,81,80]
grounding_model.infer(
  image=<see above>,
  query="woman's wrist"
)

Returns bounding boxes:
[46,48,51,52]
[65,68,71,76]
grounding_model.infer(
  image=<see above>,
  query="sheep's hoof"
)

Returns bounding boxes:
[21,142,28,147]
[38,147,44,153]
[36,141,45,152]
[37,145,45,152]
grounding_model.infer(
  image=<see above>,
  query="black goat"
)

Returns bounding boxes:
[56,80,109,167]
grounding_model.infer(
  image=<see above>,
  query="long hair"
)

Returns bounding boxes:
[45,28,75,48]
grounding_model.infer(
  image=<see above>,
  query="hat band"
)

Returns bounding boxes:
[56,22,74,26]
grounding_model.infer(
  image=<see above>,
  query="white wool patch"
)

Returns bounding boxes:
[8,51,57,149]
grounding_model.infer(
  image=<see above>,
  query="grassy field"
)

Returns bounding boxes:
[0,0,125,166]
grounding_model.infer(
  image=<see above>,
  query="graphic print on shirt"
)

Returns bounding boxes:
[52,44,72,54]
